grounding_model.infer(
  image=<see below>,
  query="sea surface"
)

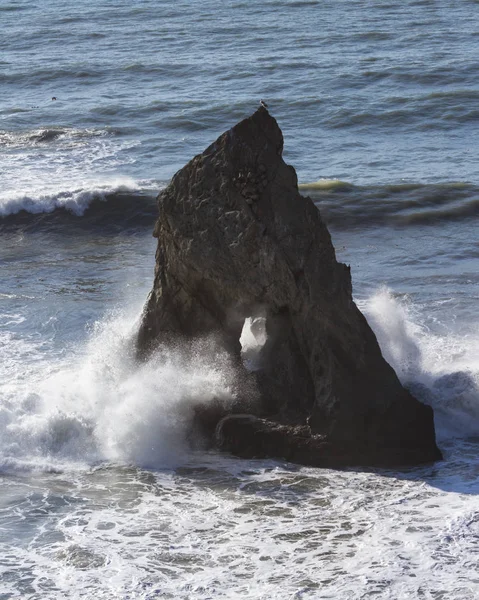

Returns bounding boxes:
[1,0,479,598]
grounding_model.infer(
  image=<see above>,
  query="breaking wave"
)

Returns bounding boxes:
[3,286,478,475]
[0,180,159,233]
[0,306,242,472]
[1,124,146,224]
[4,178,479,232]
[360,288,479,441]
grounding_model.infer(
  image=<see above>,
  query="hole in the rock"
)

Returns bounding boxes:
[239,316,267,371]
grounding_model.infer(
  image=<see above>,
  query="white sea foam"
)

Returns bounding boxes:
[1,286,478,600]
[2,447,478,600]
[1,125,149,216]
[0,177,142,217]
[0,306,239,471]
[3,287,478,475]
[360,287,479,440]
[0,126,109,148]
[361,288,423,382]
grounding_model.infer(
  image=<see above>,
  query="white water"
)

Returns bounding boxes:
[0,177,143,217]
[2,0,479,594]
[0,307,241,472]
[362,288,479,440]
[0,126,148,216]
[1,439,478,599]
[2,287,479,471]
[1,283,479,599]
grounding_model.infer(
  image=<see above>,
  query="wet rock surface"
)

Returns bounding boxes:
[138,107,442,467]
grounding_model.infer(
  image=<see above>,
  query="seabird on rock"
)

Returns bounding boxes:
[260,99,269,109]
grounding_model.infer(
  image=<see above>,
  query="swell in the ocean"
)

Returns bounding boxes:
[0,187,159,234]
[2,174,479,464]
[3,179,479,232]
[301,180,479,228]
[0,126,125,148]
[1,123,146,224]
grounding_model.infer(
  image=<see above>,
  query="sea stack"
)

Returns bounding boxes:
[137,107,442,467]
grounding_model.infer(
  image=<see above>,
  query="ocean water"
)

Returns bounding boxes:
[1,0,479,598]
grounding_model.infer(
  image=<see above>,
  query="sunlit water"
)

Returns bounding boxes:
[2,0,479,597]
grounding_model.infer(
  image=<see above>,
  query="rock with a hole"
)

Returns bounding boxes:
[137,107,442,467]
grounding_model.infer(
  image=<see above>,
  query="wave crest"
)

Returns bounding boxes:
[305,181,479,229]
[0,307,244,471]
[361,288,479,440]
[0,178,144,217]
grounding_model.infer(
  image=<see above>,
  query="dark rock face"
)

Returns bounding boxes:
[138,107,442,467]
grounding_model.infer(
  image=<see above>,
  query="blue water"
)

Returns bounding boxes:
[1,1,479,598]
[3,0,479,187]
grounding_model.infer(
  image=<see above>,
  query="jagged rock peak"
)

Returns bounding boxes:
[137,108,442,467]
